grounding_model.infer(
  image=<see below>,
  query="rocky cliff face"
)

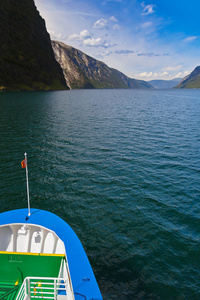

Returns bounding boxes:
[175,66,200,89]
[0,0,67,91]
[52,41,153,89]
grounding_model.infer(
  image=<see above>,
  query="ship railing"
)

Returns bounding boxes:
[15,276,74,300]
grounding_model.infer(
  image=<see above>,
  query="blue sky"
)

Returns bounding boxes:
[34,0,200,81]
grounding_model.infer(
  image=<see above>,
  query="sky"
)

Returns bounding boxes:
[34,0,200,81]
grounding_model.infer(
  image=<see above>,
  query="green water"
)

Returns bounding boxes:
[0,89,200,299]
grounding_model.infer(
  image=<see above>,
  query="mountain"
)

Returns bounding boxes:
[0,0,67,91]
[52,41,153,90]
[148,78,182,89]
[175,66,200,89]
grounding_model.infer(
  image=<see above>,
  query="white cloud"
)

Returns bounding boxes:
[134,71,171,80]
[183,36,198,43]
[68,33,80,40]
[68,30,91,41]
[48,30,64,40]
[141,2,156,15]
[133,69,191,81]
[140,22,153,28]
[174,71,190,78]
[94,19,108,28]
[80,30,91,38]
[109,16,118,22]
[96,50,112,58]
[83,37,110,48]
[68,26,113,49]
[113,24,120,30]
[137,72,153,78]
[94,16,119,29]
[83,37,102,46]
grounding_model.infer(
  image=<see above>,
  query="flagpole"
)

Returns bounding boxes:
[24,152,31,216]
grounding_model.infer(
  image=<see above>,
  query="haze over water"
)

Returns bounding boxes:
[0,89,200,299]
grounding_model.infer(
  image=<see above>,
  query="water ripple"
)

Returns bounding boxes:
[0,89,200,299]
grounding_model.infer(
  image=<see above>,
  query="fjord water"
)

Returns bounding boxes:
[0,89,200,299]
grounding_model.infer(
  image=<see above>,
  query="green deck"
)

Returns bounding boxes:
[0,252,64,299]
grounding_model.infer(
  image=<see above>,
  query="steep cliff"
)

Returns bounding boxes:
[52,41,153,89]
[175,66,200,89]
[0,0,67,91]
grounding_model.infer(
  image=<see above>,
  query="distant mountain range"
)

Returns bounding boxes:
[51,41,153,90]
[174,66,200,88]
[148,78,182,89]
[150,66,200,89]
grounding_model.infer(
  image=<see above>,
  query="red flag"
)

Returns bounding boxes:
[21,158,27,168]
